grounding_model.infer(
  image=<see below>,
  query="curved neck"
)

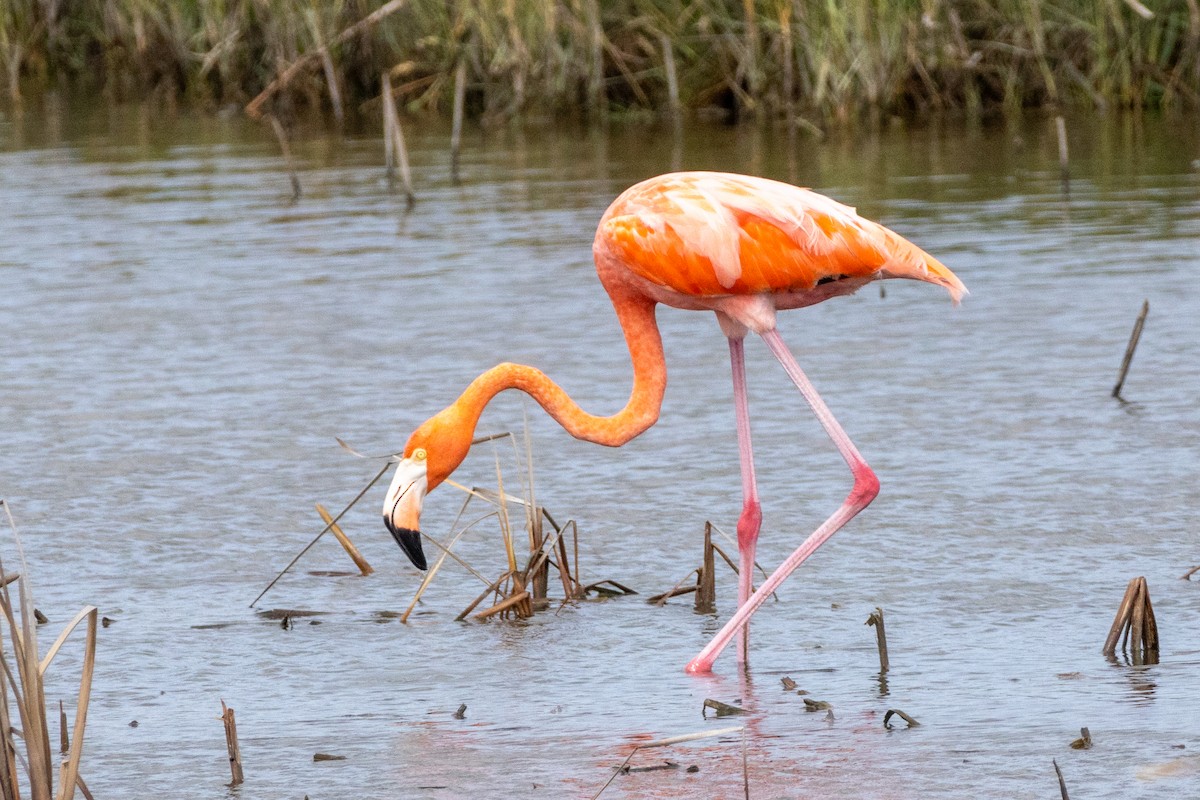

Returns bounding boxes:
[452,291,665,447]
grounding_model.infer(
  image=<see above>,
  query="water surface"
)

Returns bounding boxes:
[2,106,1199,798]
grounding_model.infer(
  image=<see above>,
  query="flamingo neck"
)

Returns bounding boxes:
[451,291,666,448]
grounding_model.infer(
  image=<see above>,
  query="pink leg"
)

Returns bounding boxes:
[728,336,762,666]
[686,328,879,674]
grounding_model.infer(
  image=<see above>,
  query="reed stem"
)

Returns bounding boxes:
[866,607,889,673]
[1112,300,1149,398]
[450,56,467,184]
[220,701,244,786]
[5,1,1199,121]
[694,521,716,613]
[315,503,373,576]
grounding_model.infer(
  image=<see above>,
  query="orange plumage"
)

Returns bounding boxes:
[597,171,964,308]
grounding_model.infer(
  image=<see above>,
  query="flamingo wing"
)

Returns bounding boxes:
[598,172,964,303]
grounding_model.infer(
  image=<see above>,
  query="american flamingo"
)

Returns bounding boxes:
[383,171,965,674]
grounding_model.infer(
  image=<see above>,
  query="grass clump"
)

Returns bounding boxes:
[0,501,98,800]
[2,2,1198,121]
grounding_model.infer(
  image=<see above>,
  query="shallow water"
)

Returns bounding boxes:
[2,104,1199,799]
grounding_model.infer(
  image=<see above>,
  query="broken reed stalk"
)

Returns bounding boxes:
[590,726,745,800]
[0,500,98,800]
[450,56,467,184]
[1053,758,1070,800]
[60,700,69,754]
[866,607,889,673]
[654,520,777,609]
[404,429,591,619]
[882,709,920,728]
[528,506,547,600]
[648,571,700,606]
[493,451,519,576]
[708,521,775,595]
[695,521,716,613]
[426,481,577,620]
[1102,576,1159,663]
[1055,115,1070,194]
[1112,300,1149,399]
[456,570,512,620]
[554,519,584,600]
[314,504,373,576]
[400,511,491,622]
[250,460,391,608]
[474,589,530,620]
[220,701,244,786]
[266,114,302,202]
[381,72,416,208]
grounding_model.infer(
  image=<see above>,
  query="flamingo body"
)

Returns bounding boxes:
[382,171,965,674]
[597,172,963,321]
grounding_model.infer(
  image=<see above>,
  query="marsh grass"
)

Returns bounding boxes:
[1,1,1197,122]
[0,501,97,800]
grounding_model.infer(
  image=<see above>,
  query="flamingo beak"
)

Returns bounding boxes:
[382,455,428,570]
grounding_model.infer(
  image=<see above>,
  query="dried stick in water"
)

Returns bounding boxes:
[381,72,416,208]
[450,57,467,184]
[250,460,391,607]
[866,607,889,673]
[1053,758,1070,800]
[315,503,373,576]
[1102,576,1159,663]
[1112,300,1149,399]
[1055,115,1070,194]
[695,521,716,613]
[305,9,344,126]
[220,701,244,785]
[266,114,301,202]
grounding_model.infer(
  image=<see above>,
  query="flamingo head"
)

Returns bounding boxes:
[382,408,473,571]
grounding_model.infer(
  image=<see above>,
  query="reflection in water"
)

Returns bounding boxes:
[0,105,1198,799]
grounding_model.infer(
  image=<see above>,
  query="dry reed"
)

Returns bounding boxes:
[403,428,599,622]
[651,520,773,609]
[3,2,1198,121]
[220,701,244,785]
[314,503,373,576]
[0,500,98,800]
[1102,575,1159,663]
[866,606,889,673]
[1053,758,1071,800]
[1112,300,1149,399]
[250,456,393,608]
[381,72,416,208]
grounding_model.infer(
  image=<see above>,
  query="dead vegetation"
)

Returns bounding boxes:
[0,500,98,800]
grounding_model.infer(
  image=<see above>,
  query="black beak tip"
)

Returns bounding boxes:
[384,517,427,571]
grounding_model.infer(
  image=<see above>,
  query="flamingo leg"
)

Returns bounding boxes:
[686,327,879,674]
[728,336,762,666]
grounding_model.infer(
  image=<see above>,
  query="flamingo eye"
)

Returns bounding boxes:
[413,448,427,461]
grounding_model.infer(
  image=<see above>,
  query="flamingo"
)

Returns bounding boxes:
[383,171,965,674]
